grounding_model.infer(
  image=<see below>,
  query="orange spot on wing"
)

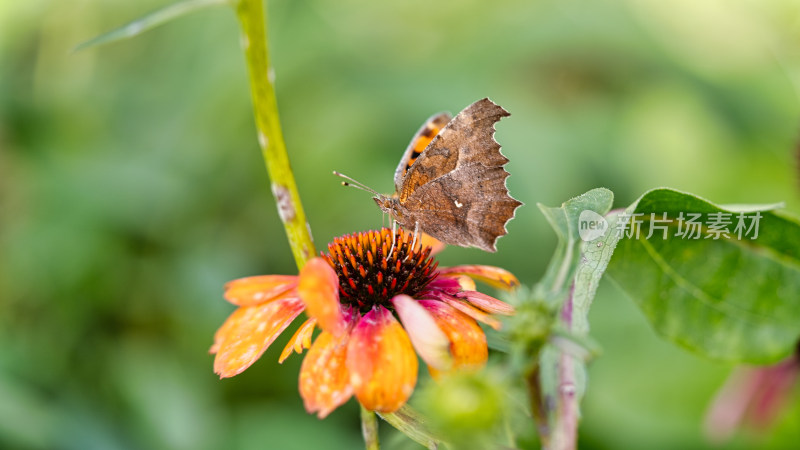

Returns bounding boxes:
[402,121,446,176]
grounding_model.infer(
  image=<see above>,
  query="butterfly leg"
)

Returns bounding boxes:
[387,220,397,259]
[406,222,420,260]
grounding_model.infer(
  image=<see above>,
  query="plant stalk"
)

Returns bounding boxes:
[361,405,381,450]
[235,0,315,269]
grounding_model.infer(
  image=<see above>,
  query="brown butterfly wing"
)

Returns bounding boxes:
[400,163,522,252]
[394,112,452,193]
[398,98,511,203]
[394,98,520,251]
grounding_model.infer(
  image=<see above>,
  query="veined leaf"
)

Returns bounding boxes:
[537,188,614,296]
[607,188,800,364]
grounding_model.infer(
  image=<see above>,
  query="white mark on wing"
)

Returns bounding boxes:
[454,200,463,208]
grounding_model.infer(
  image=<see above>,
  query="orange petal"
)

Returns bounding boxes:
[437,265,519,291]
[212,297,305,378]
[279,318,317,363]
[298,257,345,337]
[299,330,353,418]
[419,233,446,255]
[224,275,298,306]
[456,291,515,315]
[453,274,476,292]
[419,300,488,378]
[346,306,418,413]
[392,295,452,371]
[440,296,502,330]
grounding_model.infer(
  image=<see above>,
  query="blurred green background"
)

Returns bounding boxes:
[2,0,800,448]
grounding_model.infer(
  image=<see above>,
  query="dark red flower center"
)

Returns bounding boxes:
[321,228,438,313]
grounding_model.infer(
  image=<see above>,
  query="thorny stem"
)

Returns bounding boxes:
[361,405,380,450]
[235,0,316,269]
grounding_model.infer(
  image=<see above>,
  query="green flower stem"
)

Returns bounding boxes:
[361,405,381,450]
[235,0,315,269]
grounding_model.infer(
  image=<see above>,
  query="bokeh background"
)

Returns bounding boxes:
[2,0,800,448]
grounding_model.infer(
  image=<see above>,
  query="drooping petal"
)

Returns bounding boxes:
[392,295,452,371]
[298,257,346,337]
[419,300,488,378]
[279,318,317,363]
[346,306,418,413]
[438,295,502,330]
[212,297,305,378]
[224,275,298,306]
[437,265,519,291]
[456,290,515,315]
[299,330,353,418]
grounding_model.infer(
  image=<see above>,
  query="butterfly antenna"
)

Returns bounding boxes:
[332,171,380,196]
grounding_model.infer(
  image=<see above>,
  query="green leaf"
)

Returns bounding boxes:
[570,192,617,334]
[536,188,614,296]
[74,0,231,52]
[529,188,614,449]
[607,187,800,364]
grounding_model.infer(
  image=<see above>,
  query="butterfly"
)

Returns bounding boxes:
[337,98,522,252]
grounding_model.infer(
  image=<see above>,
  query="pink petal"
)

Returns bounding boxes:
[392,295,453,371]
[438,294,502,330]
[456,290,515,315]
